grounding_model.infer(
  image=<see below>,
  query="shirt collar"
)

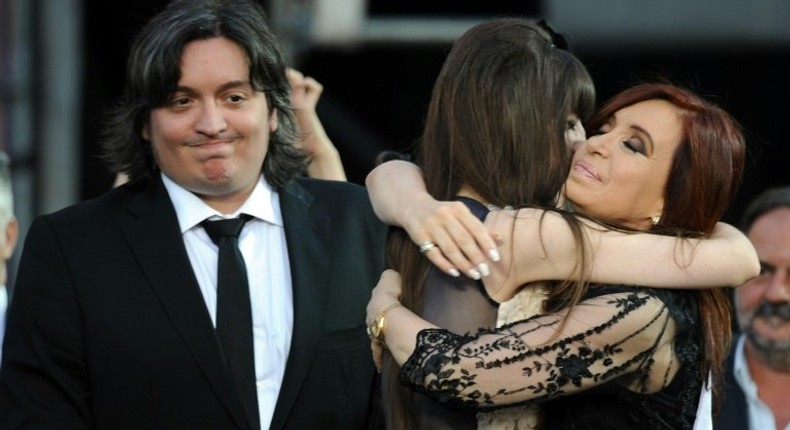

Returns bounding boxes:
[161,172,283,233]
[733,334,759,397]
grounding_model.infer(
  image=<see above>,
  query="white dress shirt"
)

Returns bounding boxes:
[693,373,712,430]
[733,335,790,430]
[162,173,293,430]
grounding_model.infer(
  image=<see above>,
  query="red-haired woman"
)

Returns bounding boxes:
[366,83,750,429]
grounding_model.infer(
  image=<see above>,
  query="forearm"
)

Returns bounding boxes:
[305,142,346,181]
[367,270,436,365]
[498,210,759,290]
[397,290,672,409]
[382,306,435,366]
[288,67,347,181]
[295,108,347,181]
[586,222,759,288]
[365,160,433,225]
[704,222,760,284]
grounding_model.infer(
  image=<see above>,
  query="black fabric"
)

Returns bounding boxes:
[714,341,748,430]
[400,283,704,430]
[412,197,497,429]
[454,197,499,306]
[0,178,387,430]
[202,215,259,430]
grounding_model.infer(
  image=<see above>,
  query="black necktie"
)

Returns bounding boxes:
[202,215,259,430]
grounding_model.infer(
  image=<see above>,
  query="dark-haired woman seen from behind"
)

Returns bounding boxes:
[367,82,749,429]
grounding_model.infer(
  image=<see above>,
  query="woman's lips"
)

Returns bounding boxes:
[573,159,602,182]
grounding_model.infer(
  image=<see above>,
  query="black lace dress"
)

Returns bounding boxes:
[400,275,704,429]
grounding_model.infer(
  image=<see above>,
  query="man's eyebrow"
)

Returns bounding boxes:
[216,80,252,92]
[759,260,776,273]
[174,80,252,95]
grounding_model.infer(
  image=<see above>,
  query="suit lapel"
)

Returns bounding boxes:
[716,342,749,430]
[270,181,331,430]
[121,184,249,430]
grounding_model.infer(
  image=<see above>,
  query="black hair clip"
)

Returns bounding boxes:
[536,19,569,50]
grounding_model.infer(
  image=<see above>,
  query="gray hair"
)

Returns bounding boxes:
[741,186,790,232]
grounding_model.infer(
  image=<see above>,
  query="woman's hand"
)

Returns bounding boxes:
[287,68,346,181]
[366,161,500,278]
[404,199,500,280]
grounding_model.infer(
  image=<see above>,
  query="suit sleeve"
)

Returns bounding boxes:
[0,216,92,429]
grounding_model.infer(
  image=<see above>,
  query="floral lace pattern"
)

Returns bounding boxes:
[476,285,549,430]
[400,285,703,429]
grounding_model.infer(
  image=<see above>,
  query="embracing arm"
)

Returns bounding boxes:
[488,209,759,291]
[583,221,758,287]
[365,160,430,225]
[366,161,759,291]
[366,160,499,277]
[368,270,675,408]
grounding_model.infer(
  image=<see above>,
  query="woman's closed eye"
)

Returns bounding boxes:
[623,138,646,155]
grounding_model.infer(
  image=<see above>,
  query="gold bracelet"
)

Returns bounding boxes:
[368,302,403,344]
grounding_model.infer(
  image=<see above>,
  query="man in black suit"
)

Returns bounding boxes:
[0,1,386,429]
[715,186,790,430]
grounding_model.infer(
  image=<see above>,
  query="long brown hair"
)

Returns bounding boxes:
[562,82,745,414]
[382,18,595,429]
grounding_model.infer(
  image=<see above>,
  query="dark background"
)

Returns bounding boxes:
[81,0,790,225]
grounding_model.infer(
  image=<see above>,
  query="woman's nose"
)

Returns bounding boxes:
[583,134,609,157]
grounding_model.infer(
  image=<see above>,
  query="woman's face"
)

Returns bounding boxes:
[564,99,683,230]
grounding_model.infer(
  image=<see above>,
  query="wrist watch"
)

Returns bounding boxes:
[367,302,403,344]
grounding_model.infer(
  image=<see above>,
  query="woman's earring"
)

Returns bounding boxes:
[651,215,661,226]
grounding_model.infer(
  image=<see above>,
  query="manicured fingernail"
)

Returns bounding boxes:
[467,269,481,280]
[478,263,490,277]
[489,249,501,262]
[448,268,461,277]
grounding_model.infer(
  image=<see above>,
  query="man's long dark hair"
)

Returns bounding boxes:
[100,0,307,188]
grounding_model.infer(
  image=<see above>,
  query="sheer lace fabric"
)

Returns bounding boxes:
[477,285,549,430]
[400,285,704,430]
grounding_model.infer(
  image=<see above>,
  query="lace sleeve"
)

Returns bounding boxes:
[399,289,678,410]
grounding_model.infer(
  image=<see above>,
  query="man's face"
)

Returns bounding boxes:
[144,37,277,213]
[736,207,790,370]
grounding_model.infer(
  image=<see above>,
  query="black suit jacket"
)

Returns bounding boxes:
[713,337,749,430]
[0,178,387,430]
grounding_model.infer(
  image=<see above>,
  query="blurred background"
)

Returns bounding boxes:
[1,0,789,282]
